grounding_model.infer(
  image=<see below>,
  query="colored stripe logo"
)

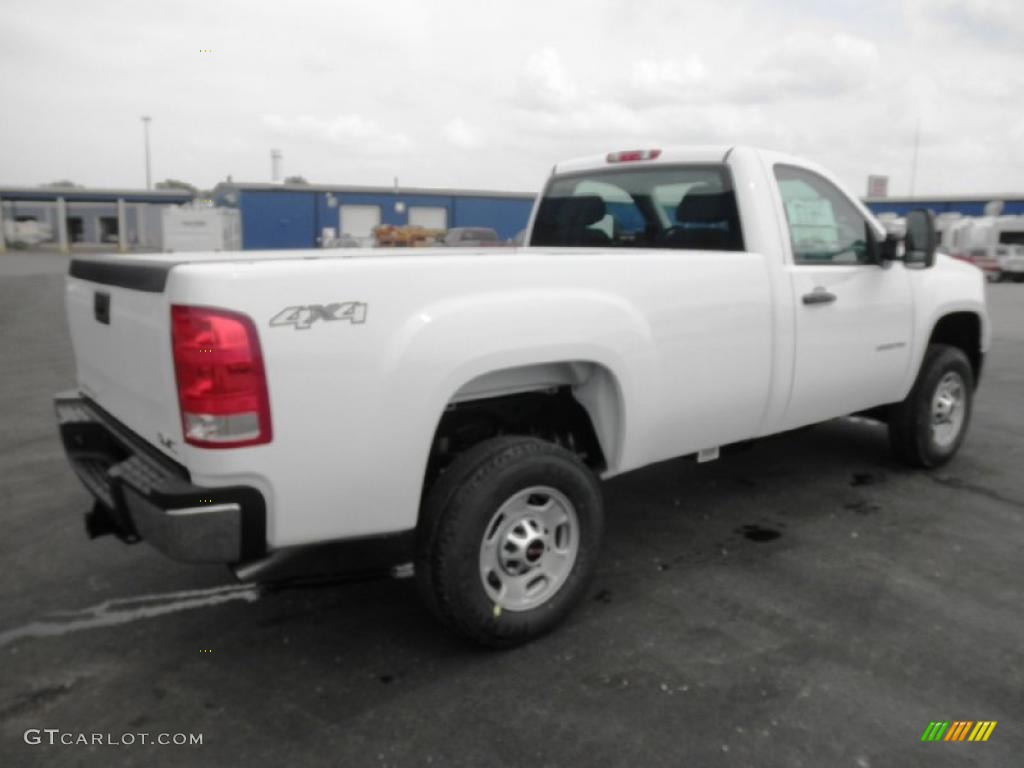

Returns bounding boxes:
[921,721,997,742]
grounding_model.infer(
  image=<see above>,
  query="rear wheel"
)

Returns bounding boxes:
[415,436,603,647]
[888,344,974,468]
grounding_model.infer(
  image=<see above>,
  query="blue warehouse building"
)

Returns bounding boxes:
[211,181,536,250]
[865,195,1024,217]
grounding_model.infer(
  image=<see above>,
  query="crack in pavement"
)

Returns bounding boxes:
[0,681,78,719]
[927,473,1024,510]
[0,584,261,648]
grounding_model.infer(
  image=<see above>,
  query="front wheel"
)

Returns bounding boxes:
[888,344,974,468]
[415,436,604,647]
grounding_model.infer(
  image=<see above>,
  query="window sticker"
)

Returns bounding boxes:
[785,198,835,228]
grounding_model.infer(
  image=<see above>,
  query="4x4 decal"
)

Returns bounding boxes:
[269,302,367,330]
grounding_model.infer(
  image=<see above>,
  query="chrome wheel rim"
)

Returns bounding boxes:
[479,486,579,612]
[931,371,966,449]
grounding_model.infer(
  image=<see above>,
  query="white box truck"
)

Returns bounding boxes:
[161,205,241,252]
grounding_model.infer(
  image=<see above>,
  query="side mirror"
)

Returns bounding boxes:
[879,233,901,263]
[904,208,937,268]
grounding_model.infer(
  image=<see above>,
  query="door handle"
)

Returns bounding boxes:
[802,288,837,305]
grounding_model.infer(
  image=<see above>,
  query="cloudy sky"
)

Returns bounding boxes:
[2,0,1022,196]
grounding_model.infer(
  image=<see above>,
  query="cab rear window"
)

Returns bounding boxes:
[530,165,744,251]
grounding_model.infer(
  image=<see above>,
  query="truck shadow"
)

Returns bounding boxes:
[235,419,901,654]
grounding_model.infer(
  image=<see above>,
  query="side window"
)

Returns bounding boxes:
[774,165,875,265]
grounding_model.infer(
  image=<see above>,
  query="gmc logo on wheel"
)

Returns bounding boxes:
[269,302,368,330]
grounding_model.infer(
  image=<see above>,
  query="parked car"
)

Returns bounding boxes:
[320,231,361,249]
[56,145,989,645]
[993,243,1024,282]
[443,227,501,246]
[956,248,1003,282]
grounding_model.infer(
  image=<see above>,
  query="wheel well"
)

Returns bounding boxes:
[929,312,982,382]
[424,387,607,492]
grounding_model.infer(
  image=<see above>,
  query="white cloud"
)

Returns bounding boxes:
[441,117,483,149]
[515,49,579,111]
[628,56,708,106]
[506,33,876,157]
[730,33,880,102]
[905,0,1024,44]
[259,113,412,154]
[632,56,707,90]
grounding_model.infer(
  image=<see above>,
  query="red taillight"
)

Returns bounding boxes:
[171,305,272,448]
[606,149,662,163]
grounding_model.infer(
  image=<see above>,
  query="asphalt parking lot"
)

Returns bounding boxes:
[1,251,1021,768]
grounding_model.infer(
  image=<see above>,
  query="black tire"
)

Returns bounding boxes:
[1013,274,1024,284]
[888,344,974,468]
[415,436,603,647]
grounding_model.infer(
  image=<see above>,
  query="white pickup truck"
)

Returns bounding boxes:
[56,146,989,645]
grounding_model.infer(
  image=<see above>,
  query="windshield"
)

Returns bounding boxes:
[530,164,744,251]
[998,230,1024,246]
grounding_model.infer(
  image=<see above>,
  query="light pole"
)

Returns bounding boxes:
[271,149,282,182]
[141,116,152,189]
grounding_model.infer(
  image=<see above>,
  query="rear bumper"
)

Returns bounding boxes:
[54,392,267,563]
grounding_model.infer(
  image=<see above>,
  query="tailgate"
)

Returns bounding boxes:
[65,258,182,458]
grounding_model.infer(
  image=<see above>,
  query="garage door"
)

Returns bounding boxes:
[339,205,381,239]
[408,206,447,229]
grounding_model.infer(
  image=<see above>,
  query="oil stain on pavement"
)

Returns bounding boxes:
[735,524,782,542]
